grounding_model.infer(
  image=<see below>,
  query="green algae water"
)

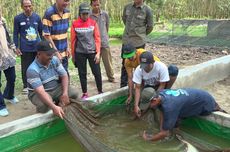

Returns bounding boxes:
[20,95,229,152]
[21,112,229,152]
[92,110,187,152]
[21,132,84,152]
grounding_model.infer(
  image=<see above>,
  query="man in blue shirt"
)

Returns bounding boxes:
[13,0,42,94]
[139,88,224,141]
[27,40,78,119]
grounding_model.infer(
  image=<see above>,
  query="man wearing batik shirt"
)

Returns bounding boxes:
[42,0,71,72]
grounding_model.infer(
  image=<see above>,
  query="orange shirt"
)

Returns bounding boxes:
[124,49,160,75]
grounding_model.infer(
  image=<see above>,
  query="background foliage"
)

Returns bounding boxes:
[1,0,230,30]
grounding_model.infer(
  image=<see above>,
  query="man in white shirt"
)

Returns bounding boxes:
[132,51,178,117]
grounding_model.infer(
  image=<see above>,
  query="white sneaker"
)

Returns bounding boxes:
[0,108,9,117]
[22,88,28,94]
[6,97,19,104]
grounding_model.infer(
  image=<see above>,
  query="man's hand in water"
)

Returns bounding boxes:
[142,130,153,141]
[134,105,141,118]
[142,130,169,141]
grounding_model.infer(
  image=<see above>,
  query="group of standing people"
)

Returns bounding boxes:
[0,0,116,117]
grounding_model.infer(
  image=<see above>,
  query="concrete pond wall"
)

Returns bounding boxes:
[1,55,230,149]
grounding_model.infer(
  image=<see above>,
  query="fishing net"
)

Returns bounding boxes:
[63,97,229,152]
[149,19,230,49]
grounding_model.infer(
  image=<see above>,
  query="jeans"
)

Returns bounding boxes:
[61,57,69,75]
[28,85,78,113]
[0,67,16,110]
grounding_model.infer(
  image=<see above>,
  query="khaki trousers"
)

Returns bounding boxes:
[28,85,78,113]
[101,47,115,81]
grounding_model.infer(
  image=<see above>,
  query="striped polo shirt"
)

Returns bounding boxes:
[42,4,70,53]
[27,56,67,91]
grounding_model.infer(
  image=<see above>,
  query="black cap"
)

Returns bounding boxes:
[79,3,90,14]
[140,51,154,69]
[36,40,56,53]
[122,44,136,58]
[168,64,179,76]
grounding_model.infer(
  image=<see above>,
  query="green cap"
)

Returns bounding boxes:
[122,44,136,59]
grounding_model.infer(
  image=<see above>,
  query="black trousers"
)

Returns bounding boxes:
[75,53,102,93]
[21,52,37,88]
[61,56,69,74]
[120,44,145,88]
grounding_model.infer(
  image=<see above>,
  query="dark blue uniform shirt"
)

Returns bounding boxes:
[159,88,216,130]
[13,12,42,52]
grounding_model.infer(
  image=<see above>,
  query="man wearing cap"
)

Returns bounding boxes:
[140,88,225,141]
[42,0,71,72]
[26,40,78,119]
[120,0,153,87]
[122,44,160,105]
[132,51,178,117]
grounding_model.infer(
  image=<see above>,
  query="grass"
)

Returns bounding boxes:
[108,23,124,38]
[108,22,230,48]
[109,23,208,39]
[171,25,207,37]
[109,38,122,46]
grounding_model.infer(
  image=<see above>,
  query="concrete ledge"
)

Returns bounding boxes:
[201,111,230,128]
[174,55,230,88]
[87,86,128,103]
[0,111,55,138]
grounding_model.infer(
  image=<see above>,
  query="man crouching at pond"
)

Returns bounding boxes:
[140,87,225,141]
[26,40,78,119]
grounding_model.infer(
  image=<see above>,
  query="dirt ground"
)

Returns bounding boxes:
[203,76,230,113]
[0,43,229,124]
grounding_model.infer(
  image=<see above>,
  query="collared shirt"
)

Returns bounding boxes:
[42,4,70,52]
[122,2,153,47]
[159,88,216,130]
[90,10,109,48]
[27,56,67,91]
[13,12,42,52]
[124,48,160,76]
